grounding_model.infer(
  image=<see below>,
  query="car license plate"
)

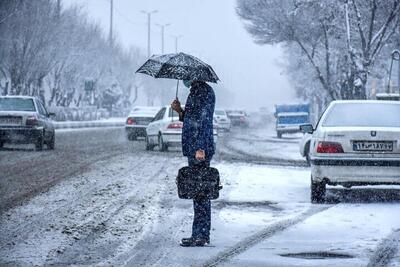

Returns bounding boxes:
[353,141,393,152]
[0,117,22,125]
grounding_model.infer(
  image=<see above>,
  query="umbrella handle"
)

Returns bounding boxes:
[175,80,179,100]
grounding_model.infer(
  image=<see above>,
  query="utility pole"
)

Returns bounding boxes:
[156,23,170,54]
[109,0,113,47]
[56,0,61,19]
[141,10,158,57]
[171,35,183,53]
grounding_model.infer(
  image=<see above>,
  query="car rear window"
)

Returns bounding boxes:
[0,98,36,112]
[168,108,180,117]
[215,110,226,116]
[323,103,400,127]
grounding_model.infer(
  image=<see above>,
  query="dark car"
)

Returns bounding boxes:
[125,106,160,141]
[0,96,55,150]
[226,109,249,127]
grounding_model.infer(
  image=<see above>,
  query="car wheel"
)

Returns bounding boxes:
[158,134,168,152]
[35,133,44,151]
[0,141,3,148]
[305,142,310,166]
[277,132,282,138]
[47,132,55,150]
[311,176,325,204]
[128,134,137,141]
[145,135,154,151]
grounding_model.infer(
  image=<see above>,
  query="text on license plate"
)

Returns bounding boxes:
[0,117,22,125]
[353,141,393,152]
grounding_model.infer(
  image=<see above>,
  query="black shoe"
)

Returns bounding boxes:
[180,237,196,247]
[180,237,210,247]
[195,237,210,247]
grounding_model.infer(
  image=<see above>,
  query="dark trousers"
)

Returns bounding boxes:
[188,156,212,239]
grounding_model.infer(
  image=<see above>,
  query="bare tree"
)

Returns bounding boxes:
[237,0,400,101]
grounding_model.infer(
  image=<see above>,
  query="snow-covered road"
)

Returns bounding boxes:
[1,126,400,266]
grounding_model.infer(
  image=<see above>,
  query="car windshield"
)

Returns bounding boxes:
[323,103,400,127]
[215,110,226,116]
[0,98,36,112]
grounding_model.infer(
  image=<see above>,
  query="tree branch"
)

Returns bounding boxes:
[351,0,367,54]
[294,37,336,100]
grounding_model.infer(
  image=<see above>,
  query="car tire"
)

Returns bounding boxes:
[35,133,44,151]
[47,132,55,150]
[277,132,282,138]
[158,134,168,152]
[145,135,154,151]
[128,134,137,141]
[0,141,3,148]
[311,176,325,204]
[305,142,310,166]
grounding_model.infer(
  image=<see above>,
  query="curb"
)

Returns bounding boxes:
[53,120,125,129]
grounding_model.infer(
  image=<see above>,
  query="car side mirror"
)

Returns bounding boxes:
[47,112,56,118]
[300,124,314,134]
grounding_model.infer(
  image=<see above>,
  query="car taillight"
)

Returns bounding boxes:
[167,122,183,129]
[26,116,38,126]
[126,117,135,125]
[317,141,344,153]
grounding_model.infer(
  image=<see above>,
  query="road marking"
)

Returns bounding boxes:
[203,205,331,267]
[367,228,400,267]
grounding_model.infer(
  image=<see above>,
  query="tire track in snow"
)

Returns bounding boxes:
[367,229,400,267]
[202,205,332,267]
[219,140,307,167]
[0,151,132,251]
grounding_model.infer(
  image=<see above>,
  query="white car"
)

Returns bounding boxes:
[125,106,160,141]
[214,109,231,131]
[301,100,400,203]
[146,106,218,151]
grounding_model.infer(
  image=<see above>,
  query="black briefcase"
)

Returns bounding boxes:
[176,165,222,200]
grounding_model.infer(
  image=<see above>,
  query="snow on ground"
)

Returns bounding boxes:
[0,152,182,266]
[225,126,305,162]
[2,140,400,266]
[223,203,400,267]
[158,162,314,266]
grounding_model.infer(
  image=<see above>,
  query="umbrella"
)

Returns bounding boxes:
[136,52,219,98]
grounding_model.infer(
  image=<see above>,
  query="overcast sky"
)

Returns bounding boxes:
[66,0,296,111]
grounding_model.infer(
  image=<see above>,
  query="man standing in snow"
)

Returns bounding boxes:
[171,80,215,247]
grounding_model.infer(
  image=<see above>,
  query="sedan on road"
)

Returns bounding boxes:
[0,96,55,150]
[214,109,231,132]
[146,106,218,151]
[226,109,249,128]
[125,106,160,141]
[301,100,400,203]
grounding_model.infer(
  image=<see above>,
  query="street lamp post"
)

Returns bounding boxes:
[387,50,400,94]
[171,35,183,53]
[156,23,170,54]
[141,10,158,58]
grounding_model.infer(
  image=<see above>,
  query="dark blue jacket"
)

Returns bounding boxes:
[180,82,215,158]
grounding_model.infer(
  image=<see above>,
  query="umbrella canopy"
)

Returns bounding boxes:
[136,52,219,83]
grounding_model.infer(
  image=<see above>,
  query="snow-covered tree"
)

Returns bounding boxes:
[237,0,400,101]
